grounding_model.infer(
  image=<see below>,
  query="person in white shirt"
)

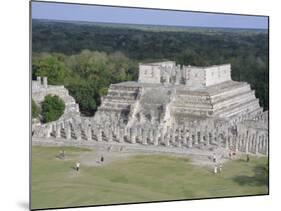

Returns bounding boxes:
[214,165,218,174]
[76,162,80,171]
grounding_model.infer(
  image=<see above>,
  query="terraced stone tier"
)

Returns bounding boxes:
[171,80,262,122]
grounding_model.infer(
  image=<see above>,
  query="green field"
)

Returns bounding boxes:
[31,146,268,210]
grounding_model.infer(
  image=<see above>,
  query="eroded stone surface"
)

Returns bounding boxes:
[32,62,269,156]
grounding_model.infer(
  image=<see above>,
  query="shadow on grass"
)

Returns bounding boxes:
[232,164,268,187]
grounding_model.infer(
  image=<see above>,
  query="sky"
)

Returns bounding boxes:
[31,1,268,29]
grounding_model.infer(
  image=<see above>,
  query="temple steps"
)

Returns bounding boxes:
[215,99,260,118]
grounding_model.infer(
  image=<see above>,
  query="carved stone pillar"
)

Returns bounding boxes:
[152,129,158,146]
[149,129,154,144]
[164,133,170,146]
[188,131,193,148]
[55,124,61,138]
[206,131,210,146]
[65,124,71,140]
[45,124,52,138]
[245,130,249,154]
[108,128,113,142]
[142,129,148,145]
[160,129,165,145]
[264,134,268,155]
[255,132,259,154]
[199,128,204,144]
[119,128,124,143]
[183,131,188,145]
[194,130,198,145]
[97,129,102,142]
[130,128,136,144]
[171,127,176,144]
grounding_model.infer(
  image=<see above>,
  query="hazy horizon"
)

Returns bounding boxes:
[32,18,268,31]
[32,2,268,30]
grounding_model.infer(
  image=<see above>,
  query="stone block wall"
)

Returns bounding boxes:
[138,64,161,83]
[32,78,80,121]
[205,64,231,86]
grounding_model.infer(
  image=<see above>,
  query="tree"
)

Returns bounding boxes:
[32,98,40,119]
[33,53,68,85]
[41,95,65,123]
[67,83,98,116]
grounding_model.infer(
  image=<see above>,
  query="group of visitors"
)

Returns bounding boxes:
[212,150,251,174]
[75,155,105,172]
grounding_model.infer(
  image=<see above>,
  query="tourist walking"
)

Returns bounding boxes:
[213,165,218,174]
[100,155,104,164]
[76,162,80,171]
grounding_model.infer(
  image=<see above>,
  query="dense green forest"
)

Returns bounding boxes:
[32,19,269,116]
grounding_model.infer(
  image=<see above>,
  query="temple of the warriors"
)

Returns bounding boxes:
[32,61,269,156]
[95,61,262,128]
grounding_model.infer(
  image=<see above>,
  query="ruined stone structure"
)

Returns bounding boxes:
[138,61,231,87]
[32,76,80,120]
[32,61,269,156]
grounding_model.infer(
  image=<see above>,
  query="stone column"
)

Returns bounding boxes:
[37,76,41,84]
[45,124,52,138]
[108,128,113,142]
[183,131,188,145]
[212,130,217,145]
[142,129,148,145]
[130,128,136,144]
[264,134,268,155]
[225,129,229,150]
[65,124,71,140]
[84,126,90,141]
[234,135,239,152]
[216,131,220,147]
[149,129,154,144]
[255,132,259,154]
[97,129,103,142]
[153,129,159,146]
[194,130,199,145]
[249,131,253,153]
[238,134,242,152]
[199,127,204,144]
[188,131,193,148]
[55,124,61,138]
[43,77,48,88]
[75,128,82,141]
[176,137,182,147]
[164,133,170,146]
[171,127,176,144]
[160,129,165,145]
[205,130,210,146]
[245,130,249,154]
[257,135,261,153]
[119,128,125,143]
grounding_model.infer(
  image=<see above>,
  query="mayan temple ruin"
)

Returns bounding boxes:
[32,61,268,156]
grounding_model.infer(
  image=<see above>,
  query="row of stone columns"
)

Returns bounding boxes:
[39,121,268,155]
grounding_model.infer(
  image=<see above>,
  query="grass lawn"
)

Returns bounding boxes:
[31,146,268,210]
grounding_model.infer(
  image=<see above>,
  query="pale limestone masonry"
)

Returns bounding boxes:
[32,76,80,119]
[32,61,268,156]
[138,61,231,87]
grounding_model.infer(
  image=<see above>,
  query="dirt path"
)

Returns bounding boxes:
[33,138,247,168]
[76,145,241,168]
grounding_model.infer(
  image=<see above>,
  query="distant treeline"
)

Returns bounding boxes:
[32,20,269,115]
